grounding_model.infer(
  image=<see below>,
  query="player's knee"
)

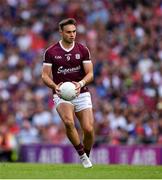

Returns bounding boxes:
[83,125,94,135]
[64,121,75,130]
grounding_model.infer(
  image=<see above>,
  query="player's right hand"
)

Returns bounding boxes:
[55,82,63,97]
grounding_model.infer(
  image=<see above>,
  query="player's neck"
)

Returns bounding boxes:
[60,40,74,50]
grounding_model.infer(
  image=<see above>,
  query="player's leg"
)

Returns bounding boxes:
[56,102,80,145]
[54,94,92,168]
[75,108,94,157]
[54,94,81,147]
[56,103,92,168]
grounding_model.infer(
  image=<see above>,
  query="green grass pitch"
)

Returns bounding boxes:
[0,163,162,179]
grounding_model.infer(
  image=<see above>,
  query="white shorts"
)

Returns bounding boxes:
[53,92,92,112]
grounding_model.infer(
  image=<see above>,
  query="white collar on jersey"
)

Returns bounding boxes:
[59,40,75,52]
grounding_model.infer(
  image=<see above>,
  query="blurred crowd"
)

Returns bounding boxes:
[0,0,162,161]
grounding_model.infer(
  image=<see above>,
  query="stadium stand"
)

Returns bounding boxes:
[0,0,162,161]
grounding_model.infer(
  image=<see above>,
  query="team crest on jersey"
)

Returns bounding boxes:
[65,54,71,61]
[75,54,80,59]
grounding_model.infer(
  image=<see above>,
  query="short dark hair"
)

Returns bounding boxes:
[59,18,76,31]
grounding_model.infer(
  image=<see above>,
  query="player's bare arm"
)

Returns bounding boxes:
[82,62,94,85]
[73,62,93,96]
[42,65,61,95]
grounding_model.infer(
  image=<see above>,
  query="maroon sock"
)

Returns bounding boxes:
[74,143,85,156]
[84,148,90,157]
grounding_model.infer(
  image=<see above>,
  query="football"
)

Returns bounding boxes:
[59,82,77,101]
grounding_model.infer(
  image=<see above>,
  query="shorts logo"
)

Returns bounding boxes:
[75,54,80,59]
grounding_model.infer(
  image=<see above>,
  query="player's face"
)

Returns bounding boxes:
[60,24,76,44]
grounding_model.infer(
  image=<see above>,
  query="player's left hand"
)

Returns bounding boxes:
[72,81,81,96]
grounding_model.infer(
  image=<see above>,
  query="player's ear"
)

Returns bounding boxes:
[59,28,63,35]
[59,26,62,31]
[59,25,64,31]
[59,31,62,36]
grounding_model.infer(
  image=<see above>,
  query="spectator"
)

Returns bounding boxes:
[0,0,162,157]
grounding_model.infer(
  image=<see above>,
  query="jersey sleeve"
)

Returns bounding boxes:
[43,50,52,66]
[82,46,92,63]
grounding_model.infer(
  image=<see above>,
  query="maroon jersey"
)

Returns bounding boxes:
[43,41,92,93]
